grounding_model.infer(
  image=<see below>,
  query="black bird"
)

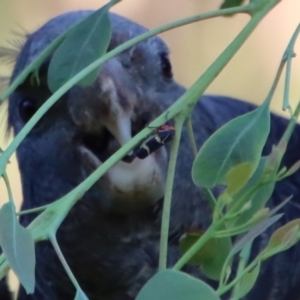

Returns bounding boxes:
[1,10,300,300]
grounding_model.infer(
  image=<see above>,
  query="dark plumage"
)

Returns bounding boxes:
[1,10,300,300]
[0,277,12,300]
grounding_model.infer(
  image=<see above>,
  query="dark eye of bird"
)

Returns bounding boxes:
[160,53,173,79]
[19,98,38,123]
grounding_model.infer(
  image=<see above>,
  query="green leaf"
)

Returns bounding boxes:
[192,100,270,189]
[75,289,89,300]
[216,212,282,238]
[234,157,267,195]
[268,196,292,217]
[227,157,275,226]
[225,162,254,195]
[218,214,282,284]
[221,0,245,9]
[0,202,35,294]
[0,32,67,101]
[48,0,117,92]
[136,270,221,300]
[229,214,283,258]
[260,219,300,260]
[179,232,232,280]
[235,182,275,226]
[280,160,300,179]
[234,261,261,299]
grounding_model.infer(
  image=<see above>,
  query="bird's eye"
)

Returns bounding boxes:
[19,98,38,123]
[160,53,173,79]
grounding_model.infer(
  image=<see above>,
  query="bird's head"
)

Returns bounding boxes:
[5,11,186,214]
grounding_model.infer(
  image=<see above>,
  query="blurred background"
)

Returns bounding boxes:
[0,0,299,295]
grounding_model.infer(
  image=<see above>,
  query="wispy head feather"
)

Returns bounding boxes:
[0,29,26,65]
[0,46,20,65]
[0,31,26,140]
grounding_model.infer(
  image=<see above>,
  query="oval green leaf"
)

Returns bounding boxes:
[48,0,118,92]
[192,100,270,189]
[0,202,35,294]
[179,232,232,280]
[136,270,221,300]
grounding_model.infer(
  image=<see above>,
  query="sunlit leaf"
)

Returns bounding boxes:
[192,100,270,189]
[226,162,253,195]
[179,232,231,280]
[0,202,35,294]
[227,157,275,226]
[136,270,221,300]
[48,0,119,92]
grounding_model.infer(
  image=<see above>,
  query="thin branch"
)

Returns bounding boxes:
[159,116,185,270]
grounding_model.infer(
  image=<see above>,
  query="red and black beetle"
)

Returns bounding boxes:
[134,124,175,159]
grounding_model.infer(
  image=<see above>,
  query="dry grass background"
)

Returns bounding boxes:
[0,0,299,295]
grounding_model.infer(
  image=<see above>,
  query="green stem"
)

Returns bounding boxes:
[0,3,253,171]
[16,205,48,216]
[187,119,217,214]
[172,219,223,270]
[25,120,167,240]
[217,258,260,296]
[201,188,217,210]
[150,0,279,138]
[230,242,252,299]
[186,117,198,157]
[264,52,287,108]
[49,233,83,293]
[280,100,300,148]
[226,181,266,216]
[2,0,270,240]
[219,256,232,288]
[2,172,13,204]
[283,23,300,111]
[0,0,280,279]
[264,100,300,176]
[159,116,185,270]
[0,4,251,102]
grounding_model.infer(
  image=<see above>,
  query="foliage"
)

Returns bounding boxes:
[0,202,35,293]
[0,0,299,299]
[136,270,221,300]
